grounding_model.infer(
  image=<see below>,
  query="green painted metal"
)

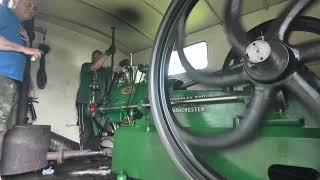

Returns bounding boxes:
[98,80,149,124]
[109,87,320,179]
[117,171,128,180]
[86,65,150,136]
[84,65,319,179]
[199,132,320,180]
[112,126,185,180]
[112,126,320,180]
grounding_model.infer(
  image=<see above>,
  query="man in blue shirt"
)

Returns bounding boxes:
[0,0,42,131]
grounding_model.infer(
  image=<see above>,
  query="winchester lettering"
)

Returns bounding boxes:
[172,106,205,113]
[171,95,208,113]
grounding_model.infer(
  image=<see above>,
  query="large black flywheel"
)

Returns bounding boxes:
[149,0,320,179]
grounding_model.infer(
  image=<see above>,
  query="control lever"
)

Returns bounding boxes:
[27,97,38,121]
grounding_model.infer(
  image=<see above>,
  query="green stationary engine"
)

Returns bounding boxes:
[85,64,319,180]
[82,1,320,179]
[87,64,150,136]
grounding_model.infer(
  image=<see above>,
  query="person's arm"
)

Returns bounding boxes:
[20,26,30,47]
[91,54,108,71]
[0,35,42,60]
[91,45,116,71]
[0,5,42,60]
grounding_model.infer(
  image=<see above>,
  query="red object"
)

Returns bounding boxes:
[89,103,96,114]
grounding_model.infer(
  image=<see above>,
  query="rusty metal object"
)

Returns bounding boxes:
[0,125,51,175]
[0,125,107,176]
[46,149,108,164]
[0,131,6,161]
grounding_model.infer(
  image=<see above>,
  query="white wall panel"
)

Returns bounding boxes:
[133,2,320,73]
[30,21,127,142]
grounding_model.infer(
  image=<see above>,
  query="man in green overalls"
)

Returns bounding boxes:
[76,49,113,150]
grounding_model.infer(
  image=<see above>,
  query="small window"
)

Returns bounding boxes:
[0,0,3,5]
[168,41,208,76]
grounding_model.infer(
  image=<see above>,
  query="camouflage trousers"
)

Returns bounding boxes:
[0,75,19,131]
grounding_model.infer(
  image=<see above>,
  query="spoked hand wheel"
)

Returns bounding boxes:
[222,16,320,70]
[149,0,320,179]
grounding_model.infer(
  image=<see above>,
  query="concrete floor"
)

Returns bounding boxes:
[3,158,117,180]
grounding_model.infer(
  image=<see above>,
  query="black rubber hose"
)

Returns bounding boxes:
[37,44,50,89]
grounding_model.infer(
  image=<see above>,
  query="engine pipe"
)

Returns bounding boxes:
[98,95,245,111]
[105,27,117,98]
[46,149,108,164]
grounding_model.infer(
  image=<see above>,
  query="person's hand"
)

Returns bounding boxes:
[105,45,116,56]
[21,47,43,61]
[20,26,30,47]
[91,54,107,71]
[91,63,102,71]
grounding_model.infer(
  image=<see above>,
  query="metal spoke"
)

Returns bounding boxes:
[266,0,315,41]
[294,41,320,63]
[225,0,249,56]
[175,86,275,149]
[178,51,249,86]
[176,9,249,87]
[284,72,320,116]
[176,63,246,89]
